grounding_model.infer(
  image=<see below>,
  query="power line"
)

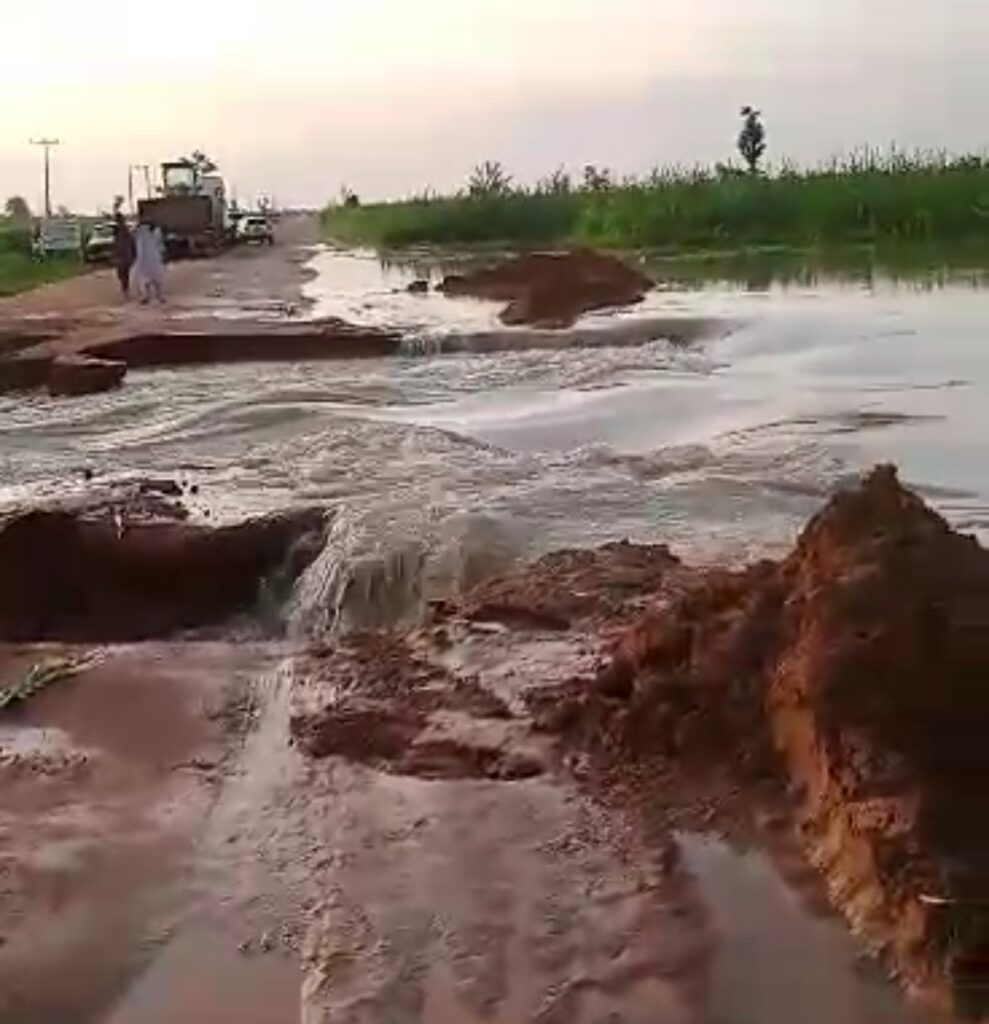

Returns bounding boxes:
[30,138,62,219]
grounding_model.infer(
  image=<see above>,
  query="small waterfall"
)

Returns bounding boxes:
[284,503,526,640]
[285,504,430,638]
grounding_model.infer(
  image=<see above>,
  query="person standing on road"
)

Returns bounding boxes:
[111,208,135,301]
[132,214,166,305]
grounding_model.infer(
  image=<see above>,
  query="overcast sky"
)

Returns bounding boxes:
[2,0,985,211]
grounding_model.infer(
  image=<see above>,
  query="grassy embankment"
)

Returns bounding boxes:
[322,152,989,257]
[0,221,84,297]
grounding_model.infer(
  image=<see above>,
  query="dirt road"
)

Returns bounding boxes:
[0,214,320,326]
[0,215,403,393]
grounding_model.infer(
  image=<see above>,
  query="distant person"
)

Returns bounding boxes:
[132,215,166,305]
[112,209,135,300]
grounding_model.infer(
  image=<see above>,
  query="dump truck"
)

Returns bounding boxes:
[137,161,228,259]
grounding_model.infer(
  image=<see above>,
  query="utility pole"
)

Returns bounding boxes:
[30,138,62,219]
[128,163,152,213]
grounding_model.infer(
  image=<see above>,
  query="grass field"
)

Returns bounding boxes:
[323,152,989,253]
[0,221,84,297]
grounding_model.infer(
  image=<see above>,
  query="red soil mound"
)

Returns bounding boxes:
[560,466,988,1009]
[439,249,653,328]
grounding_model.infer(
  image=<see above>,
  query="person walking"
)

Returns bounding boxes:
[111,208,135,300]
[132,215,166,304]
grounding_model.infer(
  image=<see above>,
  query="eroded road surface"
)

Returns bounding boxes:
[0,617,946,1024]
[0,215,319,327]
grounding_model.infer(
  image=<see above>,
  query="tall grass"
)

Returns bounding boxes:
[323,151,989,252]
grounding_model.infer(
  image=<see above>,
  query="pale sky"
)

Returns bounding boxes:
[2,0,985,211]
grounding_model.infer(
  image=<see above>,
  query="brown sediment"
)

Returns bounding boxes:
[546,466,988,1012]
[438,249,654,328]
[288,633,536,780]
[459,540,683,630]
[79,317,400,367]
[0,502,326,641]
[0,641,288,1024]
[0,317,401,395]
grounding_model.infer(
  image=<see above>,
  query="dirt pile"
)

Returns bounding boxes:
[457,539,683,630]
[439,249,653,328]
[552,466,988,1009]
[769,465,989,1007]
[0,503,326,641]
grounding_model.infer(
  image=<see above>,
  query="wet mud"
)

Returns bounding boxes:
[0,642,286,1024]
[0,468,978,1024]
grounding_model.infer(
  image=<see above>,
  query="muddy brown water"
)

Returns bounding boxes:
[0,643,290,1024]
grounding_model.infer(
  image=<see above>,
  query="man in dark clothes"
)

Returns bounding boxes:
[112,208,136,300]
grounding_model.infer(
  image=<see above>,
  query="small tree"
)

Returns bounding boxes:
[4,195,31,224]
[582,164,612,193]
[468,161,513,198]
[185,150,218,175]
[737,106,767,175]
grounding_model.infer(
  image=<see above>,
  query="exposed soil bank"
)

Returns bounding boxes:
[0,318,401,395]
[439,249,653,328]
[0,500,326,641]
[548,466,988,1015]
[47,354,127,396]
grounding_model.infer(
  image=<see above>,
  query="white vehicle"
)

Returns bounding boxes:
[237,215,274,245]
[37,217,83,257]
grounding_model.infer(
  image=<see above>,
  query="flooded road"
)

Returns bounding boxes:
[1,248,986,574]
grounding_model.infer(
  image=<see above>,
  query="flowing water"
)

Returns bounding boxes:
[1,248,987,625]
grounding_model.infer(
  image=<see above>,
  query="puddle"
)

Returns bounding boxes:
[677,832,943,1024]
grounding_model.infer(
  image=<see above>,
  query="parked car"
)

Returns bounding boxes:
[83,220,117,264]
[238,215,274,245]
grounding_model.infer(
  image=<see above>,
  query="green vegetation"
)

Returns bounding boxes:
[0,654,96,710]
[0,219,84,297]
[323,150,989,254]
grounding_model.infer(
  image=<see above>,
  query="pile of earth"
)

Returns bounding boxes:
[439,249,654,328]
[539,466,988,1012]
